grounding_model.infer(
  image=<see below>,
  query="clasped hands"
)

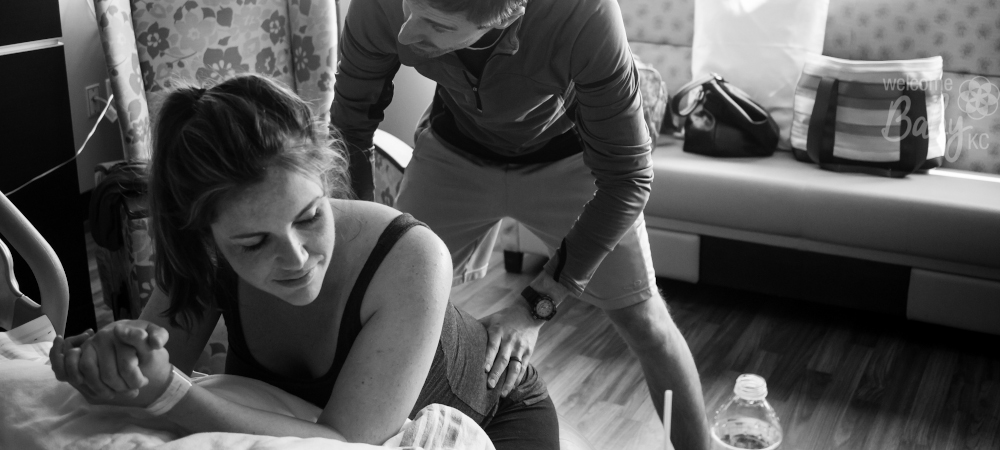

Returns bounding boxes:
[54,272,570,406]
[480,271,570,397]
[49,320,173,408]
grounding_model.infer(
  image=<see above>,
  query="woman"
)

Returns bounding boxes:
[50,74,558,449]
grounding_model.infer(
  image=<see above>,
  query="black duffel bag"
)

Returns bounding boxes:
[670,73,779,157]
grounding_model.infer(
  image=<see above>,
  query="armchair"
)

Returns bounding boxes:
[96,0,338,162]
[91,0,339,318]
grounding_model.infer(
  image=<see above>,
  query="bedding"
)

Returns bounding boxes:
[0,318,494,450]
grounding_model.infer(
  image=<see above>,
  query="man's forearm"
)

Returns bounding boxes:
[541,174,651,296]
[347,144,375,201]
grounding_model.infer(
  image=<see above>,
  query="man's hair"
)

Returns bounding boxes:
[148,73,350,327]
[425,0,526,28]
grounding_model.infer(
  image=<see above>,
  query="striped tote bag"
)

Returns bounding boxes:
[791,55,946,177]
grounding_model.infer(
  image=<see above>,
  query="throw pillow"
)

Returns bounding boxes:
[691,0,829,149]
[635,55,669,147]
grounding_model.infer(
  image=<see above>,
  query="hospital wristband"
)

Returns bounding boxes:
[145,366,192,416]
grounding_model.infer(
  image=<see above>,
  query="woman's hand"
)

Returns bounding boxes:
[50,320,173,408]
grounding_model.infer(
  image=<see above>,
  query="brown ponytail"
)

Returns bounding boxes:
[149,74,351,327]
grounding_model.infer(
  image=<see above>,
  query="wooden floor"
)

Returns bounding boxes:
[88,237,1000,450]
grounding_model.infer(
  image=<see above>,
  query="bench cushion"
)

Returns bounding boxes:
[646,138,1000,278]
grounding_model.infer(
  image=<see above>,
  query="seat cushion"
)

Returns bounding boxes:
[646,138,1000,277]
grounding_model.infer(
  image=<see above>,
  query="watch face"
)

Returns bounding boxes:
[535,297,555,318]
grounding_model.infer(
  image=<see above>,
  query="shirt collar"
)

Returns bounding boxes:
[493,16,523,56]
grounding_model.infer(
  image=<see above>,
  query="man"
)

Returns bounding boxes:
[331,0,710,448]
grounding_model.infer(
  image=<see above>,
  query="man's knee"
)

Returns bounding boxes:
[604,291,679,349]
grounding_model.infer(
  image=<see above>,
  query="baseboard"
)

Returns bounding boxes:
[908,269,1000,336]
[646,226,996,333]
[645,216,1000,283]
[698,236,910,316]
[647,228,700,283]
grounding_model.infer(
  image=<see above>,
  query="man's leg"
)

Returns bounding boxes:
[580,217,709,450]
[605,293,710,450]
[507,154,710,449]
[395,127,504,284]
[522,215,711,450]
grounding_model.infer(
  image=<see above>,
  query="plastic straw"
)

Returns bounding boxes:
[663,390,673,450]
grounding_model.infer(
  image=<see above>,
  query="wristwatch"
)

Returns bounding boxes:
[521,286,557,321]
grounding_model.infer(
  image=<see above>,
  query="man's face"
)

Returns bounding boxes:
[398,0,493,58]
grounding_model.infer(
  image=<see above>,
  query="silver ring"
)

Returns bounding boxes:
[509,356,522,364]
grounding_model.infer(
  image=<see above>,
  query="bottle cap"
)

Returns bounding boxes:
[734,373,768,401]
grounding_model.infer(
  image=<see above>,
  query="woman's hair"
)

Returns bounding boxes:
[149,74,350,327]
[426,0,526,28]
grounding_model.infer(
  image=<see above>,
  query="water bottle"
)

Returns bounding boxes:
[710,374,783,450]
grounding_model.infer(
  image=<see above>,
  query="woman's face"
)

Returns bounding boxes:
[210,167,335,306]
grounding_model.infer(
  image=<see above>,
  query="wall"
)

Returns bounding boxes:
[338,0,436,147]
[380,61,436,147]
[60,0,125,193]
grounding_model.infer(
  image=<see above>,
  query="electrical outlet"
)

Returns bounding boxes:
[85,83,100,117]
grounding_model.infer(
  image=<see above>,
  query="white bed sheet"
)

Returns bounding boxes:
[0,318,494,450]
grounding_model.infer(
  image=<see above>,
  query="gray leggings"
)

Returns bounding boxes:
[410,304,559,450]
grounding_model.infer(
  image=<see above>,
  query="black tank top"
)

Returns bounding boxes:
[217,214,547,422]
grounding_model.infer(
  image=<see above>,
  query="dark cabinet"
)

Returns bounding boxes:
[0,0,61,47]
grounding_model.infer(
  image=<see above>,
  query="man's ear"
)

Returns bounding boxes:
[492,4,525,29]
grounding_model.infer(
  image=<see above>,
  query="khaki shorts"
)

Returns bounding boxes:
[395,127,657,311]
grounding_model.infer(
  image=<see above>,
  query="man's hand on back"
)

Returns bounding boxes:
[480,270,572,396]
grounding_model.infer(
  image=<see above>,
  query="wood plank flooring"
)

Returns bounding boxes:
[87,236,1000,450]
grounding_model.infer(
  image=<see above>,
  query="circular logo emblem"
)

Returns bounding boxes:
[957,76,999,120]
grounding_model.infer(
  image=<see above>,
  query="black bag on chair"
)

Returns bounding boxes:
[670,73,779,157]
[89,161,150,321]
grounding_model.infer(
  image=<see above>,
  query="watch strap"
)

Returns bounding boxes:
[521,286,540,303]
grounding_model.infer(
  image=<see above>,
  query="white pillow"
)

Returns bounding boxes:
[691,0,829,149]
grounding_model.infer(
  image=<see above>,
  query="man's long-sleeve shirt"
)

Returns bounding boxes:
[331,0,653,297]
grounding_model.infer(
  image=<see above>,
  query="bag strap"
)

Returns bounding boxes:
[897,84,930,175]
[807,76,839,165]
[709,81,765,126]
[669,73,716,117]
[708,80,779,149]
[669,73,720,129]
[806,77,929,178]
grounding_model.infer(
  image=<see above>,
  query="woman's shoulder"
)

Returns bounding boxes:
[329,199,448,266]
[329,198,398,228]
[330,200,451,319]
